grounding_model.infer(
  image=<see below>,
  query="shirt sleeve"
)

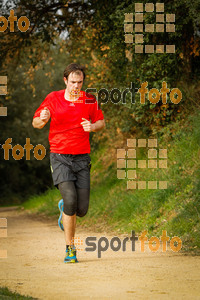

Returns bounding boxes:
[33,93,53,119]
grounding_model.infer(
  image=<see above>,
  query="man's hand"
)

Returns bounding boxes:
[40,107,50,122]
[32,107,51,129]
[81,118,94,132]
[81,118,105,132]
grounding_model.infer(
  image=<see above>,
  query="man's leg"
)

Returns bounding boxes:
[76,188,90,217]
[58,181,77,244]
[75,156,91,217]
[62,212,76,245]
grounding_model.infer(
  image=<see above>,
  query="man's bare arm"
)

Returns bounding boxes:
[81,118,105,132]
[91,119,105,132]
[32,107,50,129]
[32,117,48,129]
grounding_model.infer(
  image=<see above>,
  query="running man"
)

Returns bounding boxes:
[32,63,105,263]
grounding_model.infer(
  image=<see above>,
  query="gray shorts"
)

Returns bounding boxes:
[50,153,91,189]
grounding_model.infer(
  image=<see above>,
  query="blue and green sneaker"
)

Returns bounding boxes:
[64,246,78,263]
[58,199,64,231]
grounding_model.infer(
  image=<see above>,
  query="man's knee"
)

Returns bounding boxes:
[76,207,88,217]
[76,188,90,217]
[63,193,77,215]
[63,203,76,215]
[58,182,77,215]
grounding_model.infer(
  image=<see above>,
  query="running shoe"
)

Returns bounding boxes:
[64,246,78,263]
[58,199,64,231]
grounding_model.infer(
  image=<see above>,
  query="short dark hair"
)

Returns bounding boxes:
[63,63,86,80]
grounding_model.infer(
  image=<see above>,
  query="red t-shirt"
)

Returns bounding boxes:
[33,90,104,154]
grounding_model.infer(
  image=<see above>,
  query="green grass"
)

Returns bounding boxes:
[22,188,60,216]
[0,287,37,299]
[22,110,200,253]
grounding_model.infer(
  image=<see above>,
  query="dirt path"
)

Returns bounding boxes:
[0,208,200,300]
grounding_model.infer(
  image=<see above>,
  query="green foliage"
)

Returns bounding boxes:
[0,287,36,299]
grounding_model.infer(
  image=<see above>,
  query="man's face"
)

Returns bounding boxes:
[64,71,84,98]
